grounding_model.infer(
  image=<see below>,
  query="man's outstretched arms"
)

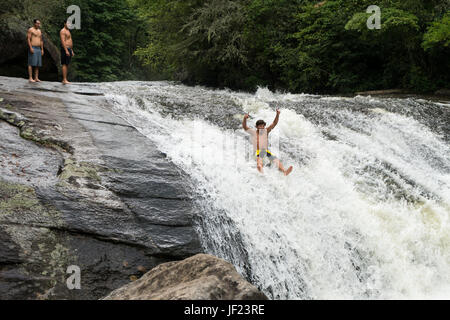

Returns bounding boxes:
[243,113,250,131]
[267,109,280,132]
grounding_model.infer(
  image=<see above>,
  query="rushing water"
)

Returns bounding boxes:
[100,81,450,300]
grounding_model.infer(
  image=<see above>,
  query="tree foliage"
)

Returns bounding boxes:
[60,0,143,82]
[1,0,448,92]
[133,0,449,93]
[423,12,450,50]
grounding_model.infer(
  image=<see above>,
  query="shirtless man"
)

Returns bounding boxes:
[243,110,293,176]
[27,19,44,83]
[60,20,74,84]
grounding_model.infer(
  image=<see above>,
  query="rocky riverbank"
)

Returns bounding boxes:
[355,88,450,100]
[0,76,205,299]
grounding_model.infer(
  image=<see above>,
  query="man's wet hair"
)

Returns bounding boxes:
[256,120,266,127]
[33,19,40,24]
[63,20,67,26]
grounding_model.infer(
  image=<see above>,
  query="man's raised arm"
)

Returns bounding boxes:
[243,113,250,131]
[267,109,280,132]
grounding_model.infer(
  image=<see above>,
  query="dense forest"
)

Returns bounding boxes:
[1,0,449,93]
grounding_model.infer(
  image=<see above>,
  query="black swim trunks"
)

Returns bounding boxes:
[61,47,73,65]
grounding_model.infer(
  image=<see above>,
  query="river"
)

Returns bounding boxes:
[100,81,450,300]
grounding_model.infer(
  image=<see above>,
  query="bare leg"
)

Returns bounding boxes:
[34,67,41,82]
[62,65,70,84]
[273,159,293,176]
[28,66,35,82]
[257,157,264,174]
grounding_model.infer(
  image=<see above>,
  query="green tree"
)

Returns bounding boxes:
[423,12,450,50]
[242,0,303,91]
[63,0,141,82]
[133,0,203,80]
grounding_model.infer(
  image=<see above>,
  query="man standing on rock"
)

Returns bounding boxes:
[60,20,74,85]
[27,19,44,83]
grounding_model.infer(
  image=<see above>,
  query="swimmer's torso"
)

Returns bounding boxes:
[29,28,42,46]
[248,128,269,151]
[61,29,73,48]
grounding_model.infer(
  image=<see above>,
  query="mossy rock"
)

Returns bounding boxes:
[0,180,59,218]
[59,158,102,183]
[0,181,37,215]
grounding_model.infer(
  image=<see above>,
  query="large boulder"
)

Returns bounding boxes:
[0,16,60,80]
[102,254,268,300]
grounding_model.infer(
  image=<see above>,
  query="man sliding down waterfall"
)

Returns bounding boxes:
[243,109,293,176]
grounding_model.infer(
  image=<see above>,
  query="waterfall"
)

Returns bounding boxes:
[100,81,450,300]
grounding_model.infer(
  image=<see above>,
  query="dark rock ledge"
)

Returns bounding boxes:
[0,76,203,300]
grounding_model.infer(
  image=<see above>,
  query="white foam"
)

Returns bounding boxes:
[102,82,450,300]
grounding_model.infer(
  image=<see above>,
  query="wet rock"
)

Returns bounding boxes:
[355,89,406,96]
[102,254,268,300]
[0,76,202,299]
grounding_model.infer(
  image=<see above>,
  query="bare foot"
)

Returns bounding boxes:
[284,166,293,176]
[28,79,36,83]
[62,80,71,85]
[34,78,41,82]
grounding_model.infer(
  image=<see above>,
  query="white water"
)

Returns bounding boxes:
[101,82,450,300]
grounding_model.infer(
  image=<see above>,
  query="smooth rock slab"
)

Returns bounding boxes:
[0,76,202,300]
